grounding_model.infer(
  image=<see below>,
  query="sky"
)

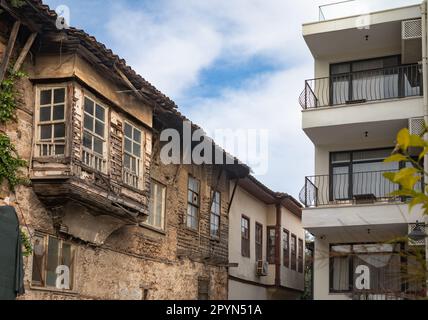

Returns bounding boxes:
[43,0,421,199]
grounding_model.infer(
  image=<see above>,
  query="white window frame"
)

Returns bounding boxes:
[35,86,67,157]
[123,121,143,189]
[146,179,166,230]
[81,95,107,173]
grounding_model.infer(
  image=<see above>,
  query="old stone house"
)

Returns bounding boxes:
[0,0,249,300]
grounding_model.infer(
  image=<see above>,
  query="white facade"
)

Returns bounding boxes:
[228,177,305,300]
[301,3,428,300]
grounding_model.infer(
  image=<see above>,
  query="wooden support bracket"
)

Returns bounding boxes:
[0,20,20,82]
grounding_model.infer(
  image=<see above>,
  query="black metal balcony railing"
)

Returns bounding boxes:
[299,64,422,109]
[299,170,423,208]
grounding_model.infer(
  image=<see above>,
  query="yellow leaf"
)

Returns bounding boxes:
[397,128,410,150]
[409,134,426,148]
[418,147,428,161]
[393,167,418,182]
[384,154,407,163]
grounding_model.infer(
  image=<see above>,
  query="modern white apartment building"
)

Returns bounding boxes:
[299,2,428,300]
[228,176,305,300]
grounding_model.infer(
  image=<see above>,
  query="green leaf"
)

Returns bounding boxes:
[394,167,418,182]
[397,128,411,150]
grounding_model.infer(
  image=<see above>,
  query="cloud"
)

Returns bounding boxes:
[102,0,420,198]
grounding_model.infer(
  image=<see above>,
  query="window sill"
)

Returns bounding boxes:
[139,222,166,235]
[29,285,79,296]
[119,181,145,194]
[183,225,199,234]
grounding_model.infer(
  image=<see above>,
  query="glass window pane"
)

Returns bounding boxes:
[62,243,72,267]
[53,105,64,121]
[40,107,51,122]
[95,120,104,137]
[331,152,350,164]
[124,123,132,138]
[352,149,393,162]
[40,125,52,140]
[55,145,65,155]
[54,124,65,139]
[83,132,92,149]
[124,138,132,153]
[32,236,45,284]
[352,59,384,72]
[332,256,350,291]
[124,154,131,169]
[133,143,141,157]
[46,237,59,287]
[131,157,136,172]
[40,90,52,105]
[133,128,141,142]
[95,105,105,121]
[84,115,94,131]
[94,137,103,155]
[54,88,65,104]
[331,63,350,75]
[84,98,94,115]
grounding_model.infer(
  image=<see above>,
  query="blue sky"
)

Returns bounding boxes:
[43,0,421,199]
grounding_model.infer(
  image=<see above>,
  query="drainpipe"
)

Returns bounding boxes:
[422,0,428,299]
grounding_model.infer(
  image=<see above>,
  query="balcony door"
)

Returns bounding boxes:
[330,56,420,105]
[329,148,399,202]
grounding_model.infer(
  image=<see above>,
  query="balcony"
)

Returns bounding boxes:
[299,64,422,110]
[299,169,423,208]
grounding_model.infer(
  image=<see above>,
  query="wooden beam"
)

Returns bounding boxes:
[114,65,151,101]
[0,20,20,82]
[12,32,37,73]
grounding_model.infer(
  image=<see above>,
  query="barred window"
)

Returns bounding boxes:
[36,87,66,157]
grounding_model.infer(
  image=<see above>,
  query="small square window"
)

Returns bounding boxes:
[53,88,65,104]
[84,98,94,114]
[40,90,52,105]
[54,124,65,139]
[53,105,64,121]
[40,125,52,140]
[40,107,51,122]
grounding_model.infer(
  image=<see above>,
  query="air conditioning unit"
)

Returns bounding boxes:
[408,117,425,156]
[408,222,426,247]
[402,19,422,64]
[409,117,425,136]
[256,260,268,276]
